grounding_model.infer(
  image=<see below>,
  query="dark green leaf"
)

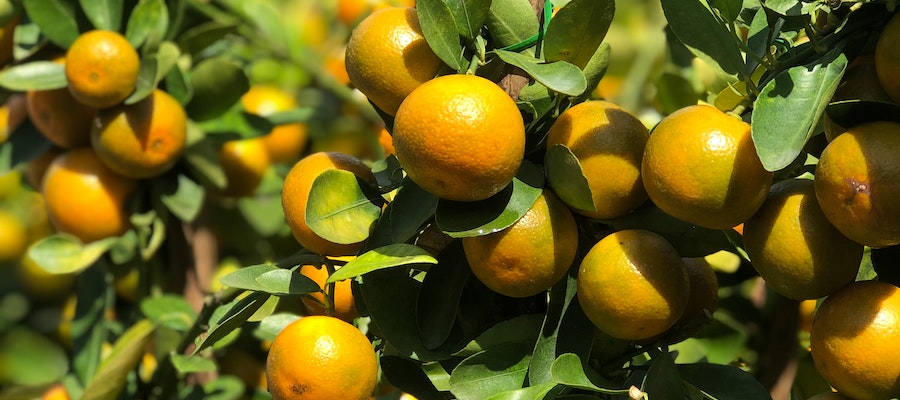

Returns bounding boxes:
[764,0,804,16]
[485,0,540,49]
[170,354,217,374]
[752,52,847,171]
[577,42,611,101]
[445,0,492,40]
[745,7,774,75]
[366,179,438,249]
[417,241,471,350]
[655,72,700,115]
[825,100,900,134]
[165,63,191,104]
[0,61,66,91]
[159,174,205,223]
[79,0,121,31]
[449,342,533,400]
[183,132,228,189]
[306,169,383,245]
[176,21,238,56]
[72,265,112,384]
[544,144,594,212]
[22,0,79,48]
[28,234,118,274]
[709,0,742,23]
[125,41,180,105]
[436,163,543,238]
[327,244,438,283]
[661,0,744,75]
[494,50,586,96]
[381,356,446,400]
[193,292,269,354]
[180,376,245,400]
[456,314,544,357]
[543,0,614,68]
[417,0,464,71]
[642,352,685,400]
[140,295,196,332]
[550,354,627,394]
[185,57,249,121]
[125,0,168,48]
[81,320,155,400]
[678,362,771,399]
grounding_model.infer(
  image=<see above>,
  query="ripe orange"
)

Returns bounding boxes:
[282,152,376,256]
[25,146,63,190]
[40,383,70,400]
[577,229,689,341]
[300,257,358,322]
[393,74,525,202]
[641,104,773,229]
[743,179,863,300]
[662,256,719,343]
[462,190,578,298]
[27,57,97,148]
[92,89,187,179]
[0,209,27,262]
[875,12,900,103]
[798,298,817,334]
[0,93,25,143]
[65,30,140,108]
[376,127,394,156]
[814,121,900,248]
[806,392,852,400]
[345,7,443,115]
[825,55,893,141]
[337,0,375,26]
[323,46,351,85]
[546,100,650,219]
[241,85,308,164]
[219,137,271,197]
[42,147,137,243]
[266,316,377,400]
[809,280,900,400]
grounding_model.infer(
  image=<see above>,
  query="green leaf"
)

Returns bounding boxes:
[543,0,614,68]
[678,362,771,399]
[751,51,847,171]
[417,241,471,350]
[485,383,558,400]
[436,163,543,238]
[159,174,205,223]
[825,100,900,135]
[327,244,438,283]
[577,42,611,101]
[709,0,742,23]
[125,41,180,105]
[218,264,319,295]
[185,57,249,121]
[642,352,685,400]
[81,320,155,400]
[445,0,492,40]
[183,133,228,189]
[764,0,804,16]
[238,194,287,237]
[125,0,168,48]
[176,21,238,57]
[253,313,301,342]
[0,61,66,91]
[306,169,383,245]
[485,0,540,49]
[417,0,464,71]
[550,354,627,394]
[366,179,438,249]
[79,0,121,31]
[165,63,191,104]
[193,292,269,354]
[170,354,217,374]
[449,342,532,400]
[22,0,79,48]
[494,50,586,96]
[180,376,245,400]
[72,265,112,384]
[544,144,594,212]
[28,234,118,274]
[140,295,196,332]
[456,314,544,357]
[0,327,69,386]
[661,0,744,76]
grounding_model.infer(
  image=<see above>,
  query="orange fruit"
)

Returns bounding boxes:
[743,179,863,300]
[577,229,689,341]
[27,57,97,148]
[546,100,650,219]
[25,146,63,190]
[814,121,900,248]
[219,137,271,197]
[337,0,375,26]
[65,30,140,108]
[825,55,893,141]
[241,85,308,164]
[875,12,900,103]
[324,46,351,85]
[0,209,27,262]
[91,89,187,179]
[42,147,137,243]
[798,298,817,334]
[376,127,394,157]
[806,392,852,400]
[345,7,443,115]
[393,74,525,202]
[810,280,900,400]
[300,257,358,322]
[0,93,26,143]
[662,256,719,343]
[282,152,375,256]
[641,104,773,229]
[266,316,377,400]
[40,383,70,400]
[462,190,578,298]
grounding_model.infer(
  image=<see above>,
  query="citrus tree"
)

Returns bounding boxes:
[0,0,899,399]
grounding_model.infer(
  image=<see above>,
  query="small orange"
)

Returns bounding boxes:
[25,146,63,190]
[0,209,27,262]
[41,147,137,243]
[376,127,394,156]
[337,0,375,26]
[266,316,377,400]
[462,190,578,298]
[875,12,900,103]
[810,280,900,400]
[92,89,187,179]
[241,85,308,164]
[805,392,852,400]
[0,93,26,143]
[825,55,893,141]
[65,30,140,108]
[323,46,351,85]
[27,57,97,148]
[282,152,375,256]
[345,7,443,115]
[40,383,70,400]
[546,100,649,219]
[393,74,525,202]
[641,104,773,229]
[300,257,358,322]
[577,229,689,341]
[662,256,719,344]
[219,137,271,197]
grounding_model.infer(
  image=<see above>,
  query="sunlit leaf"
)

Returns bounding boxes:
[494,50,586,96]
[170,354,217,374]
[0,61,66,91]
[445,0,492,40]
[327,244,438,283]
[254,269,321,296]
[22,0,79,48]
[253,313,301,342]
[0,327,69,386]
[125,0,168,48]
[544,144,594,212]
[449,342,532,400]
[140,295,195,332]
[543,0,614,68]
[306,169,383,245]
[485,383,558,400]
[28,234,118,274]
[158,174,205,223]
[550,354,627,394]
[79,0,122,31]
[193,292,269,354]
[82,320,155,400]
[485,0,540,49]
[417,0,464,71]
